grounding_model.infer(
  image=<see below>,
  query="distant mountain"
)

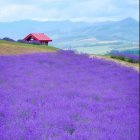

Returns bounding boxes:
[0,20,90,40]
[0,17,139,43]
[60,17,139,42]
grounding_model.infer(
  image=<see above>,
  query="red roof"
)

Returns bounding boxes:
[23,33,52,42]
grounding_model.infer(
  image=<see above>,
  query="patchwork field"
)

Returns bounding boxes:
[0,49,139,139]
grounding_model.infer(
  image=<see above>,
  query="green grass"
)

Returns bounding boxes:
[0,40,58,51]
[109,55,139,63]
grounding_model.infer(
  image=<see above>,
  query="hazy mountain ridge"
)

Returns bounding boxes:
[0,17,139,42]
[59,18,139,42]
[0,20,90,40]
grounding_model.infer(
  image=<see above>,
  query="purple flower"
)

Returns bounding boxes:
[0,51,139,140]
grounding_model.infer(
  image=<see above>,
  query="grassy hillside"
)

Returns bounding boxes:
[0,40,58,55]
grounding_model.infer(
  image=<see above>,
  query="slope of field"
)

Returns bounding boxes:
[0,51,139,140]
[0,40,57,55]
[90,55,139,72]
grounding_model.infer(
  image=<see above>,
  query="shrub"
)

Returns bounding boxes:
[17,39,25,43]
[110,53,139,63]
[110,55,125,61]
[2,37,15,42]
[124,58,133,63]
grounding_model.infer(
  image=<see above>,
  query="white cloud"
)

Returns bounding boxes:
[0,0,139,22]
[0,5,35,20]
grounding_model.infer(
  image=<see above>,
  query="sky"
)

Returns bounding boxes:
[0,0,139,22]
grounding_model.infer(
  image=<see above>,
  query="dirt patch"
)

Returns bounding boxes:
[0,44,56,55]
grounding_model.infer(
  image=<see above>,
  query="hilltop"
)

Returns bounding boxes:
[0,40,58,55]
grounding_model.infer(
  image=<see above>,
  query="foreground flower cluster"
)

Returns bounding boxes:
[0,51,139,140]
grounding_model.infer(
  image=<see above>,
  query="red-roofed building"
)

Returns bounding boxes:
[23,33,52,45]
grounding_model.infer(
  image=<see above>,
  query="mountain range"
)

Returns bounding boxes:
[0,17,139,51]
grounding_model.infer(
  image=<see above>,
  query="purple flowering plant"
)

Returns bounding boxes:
[0,50,139,140]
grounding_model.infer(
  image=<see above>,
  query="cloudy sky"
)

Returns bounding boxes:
[0,0,139,22]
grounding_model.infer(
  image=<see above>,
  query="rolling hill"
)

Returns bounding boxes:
[0,40,57,55]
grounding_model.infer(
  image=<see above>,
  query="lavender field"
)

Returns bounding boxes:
[0,51,139,140]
